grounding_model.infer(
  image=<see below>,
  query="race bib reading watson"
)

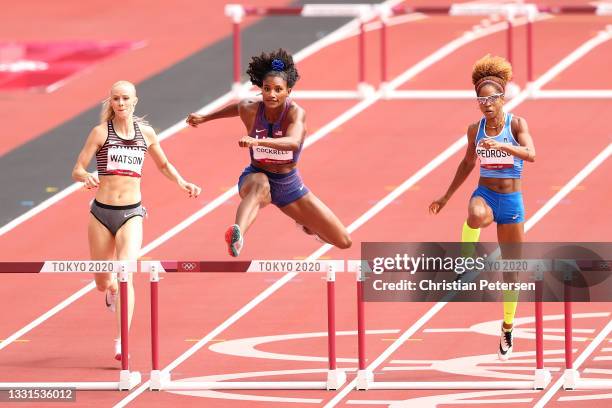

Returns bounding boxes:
[106,146,145,176]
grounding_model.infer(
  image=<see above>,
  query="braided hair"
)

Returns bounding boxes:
[246,48,300,88]
[472,54,513,95]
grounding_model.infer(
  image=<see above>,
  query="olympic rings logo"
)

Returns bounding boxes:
[181,262,197,271]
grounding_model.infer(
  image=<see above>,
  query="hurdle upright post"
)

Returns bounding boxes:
[563,271,579,389]
[357,18,368,97]
[357,5,376,97]
[225,5,245,97]
[526,15,534,83]
[119,264,129,372]
[150,263,160,373]
[326,263,346,389]
[506,16,514,66]
[534,266,551,389]
[377,4,391,97]
[146,261,171,391]
[117,261,142,390]
[355,262,372,390]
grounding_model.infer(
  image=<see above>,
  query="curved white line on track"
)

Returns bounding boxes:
[208,329,398,363]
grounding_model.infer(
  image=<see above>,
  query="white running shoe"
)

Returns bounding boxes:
[105,289,117,312]
[498,327,513,361]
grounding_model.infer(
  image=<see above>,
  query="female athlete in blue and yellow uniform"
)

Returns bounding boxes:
[187,49,351,257]
[429,55,536,360]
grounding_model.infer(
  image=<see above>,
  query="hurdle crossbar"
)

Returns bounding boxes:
[0,261,141,391]
[143,259,346,391]
[531,90,612,99]
[225,4,612,101]
[348,260,551,390]
[225,4,377,99]
[383,3,612,97]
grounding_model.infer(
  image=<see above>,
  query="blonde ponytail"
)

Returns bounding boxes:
[100,81,149,126]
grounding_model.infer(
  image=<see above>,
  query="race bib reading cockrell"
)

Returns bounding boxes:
[252,145,293,164]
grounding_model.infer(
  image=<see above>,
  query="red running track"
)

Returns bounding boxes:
[0,0,292,155]
[1,6,611,408]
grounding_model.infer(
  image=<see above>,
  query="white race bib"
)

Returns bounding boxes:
[107,147,145,175]
[252,146,293,164]
[476,146,514,169]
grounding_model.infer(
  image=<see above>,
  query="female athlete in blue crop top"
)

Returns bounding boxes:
[429,55,536,361]
[187,49,351,257]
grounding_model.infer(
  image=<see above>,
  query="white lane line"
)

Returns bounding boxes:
[0,282,96,351]
[525,143,612,231]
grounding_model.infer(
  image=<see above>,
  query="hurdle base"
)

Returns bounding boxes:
[326,369,347,390]
[358,82,376,98]
[379,82,391,99]
[355,369,373,390]
[534,368,552,390]
[149,370,171,391]
[505,81,522,99]
[564,368,580,390]
[119,370,141,390]
[564,369,612,390]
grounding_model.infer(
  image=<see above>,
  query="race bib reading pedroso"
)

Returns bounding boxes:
[476,145,514,169]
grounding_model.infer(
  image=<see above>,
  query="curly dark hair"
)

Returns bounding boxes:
[472,54,512,94]
[246,48,300,88]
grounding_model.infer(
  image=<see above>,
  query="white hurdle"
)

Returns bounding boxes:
[562,269,612,390]
[0,261,141,391]
[348,259,551,391]
[143,259,346,391]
